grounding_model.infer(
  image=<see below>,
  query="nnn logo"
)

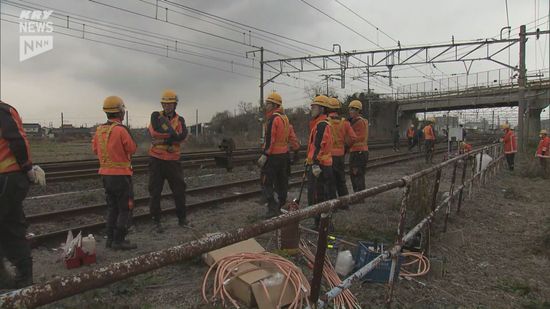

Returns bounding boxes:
[19,10,54,62]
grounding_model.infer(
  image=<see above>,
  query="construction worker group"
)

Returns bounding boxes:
[258,93,369,227]
[1,89,548,289]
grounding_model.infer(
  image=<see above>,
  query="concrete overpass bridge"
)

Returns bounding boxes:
[395,72,550,138]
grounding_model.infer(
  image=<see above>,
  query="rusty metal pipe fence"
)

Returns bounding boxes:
[0,144,503,308]
[320,144,504,307]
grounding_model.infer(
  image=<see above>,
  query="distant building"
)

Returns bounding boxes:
[50,124,92,138]
[464,118,490,132]
[434,116,459,134]
[22,123,43,137]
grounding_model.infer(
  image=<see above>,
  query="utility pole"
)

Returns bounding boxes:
[195,109,199,137]
[518,25,527,152]
[125,110,129,127]
[61,112,64,133]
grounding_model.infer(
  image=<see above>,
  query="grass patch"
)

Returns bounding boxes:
[496,278,535,297]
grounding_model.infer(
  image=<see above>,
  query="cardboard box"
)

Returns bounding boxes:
[204,238,309,308]
[251,269,309,309]
[226,262,272,306]
[203,238,265,266]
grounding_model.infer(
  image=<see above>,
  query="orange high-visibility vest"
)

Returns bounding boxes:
[92,120,136,175]
[406,128,415,138]
[263,109,291,155]
[502,129,517,154]
[0,103,31,174]
[148,111,185,161]
[350,116,369,152]
[328,113,357,156]
[306,115,333,166]
[423,125,435,140]
[536,136,550,158]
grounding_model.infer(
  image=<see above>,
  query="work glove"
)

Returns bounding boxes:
[27,168,37,184]
[257,154,267,168]
[311,164,321,177]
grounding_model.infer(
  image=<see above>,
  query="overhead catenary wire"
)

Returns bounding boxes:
[3,0,324,87]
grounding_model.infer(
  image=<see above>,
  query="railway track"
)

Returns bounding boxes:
[27,143,487,247]
[38,140,408,182]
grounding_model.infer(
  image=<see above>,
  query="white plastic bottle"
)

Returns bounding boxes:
[335,250,354,277]
[81,234,96,255]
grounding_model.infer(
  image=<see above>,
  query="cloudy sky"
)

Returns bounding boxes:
[1,0,548,127]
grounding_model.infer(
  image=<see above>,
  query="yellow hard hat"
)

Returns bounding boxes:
[540,129,548,135]
[103,96,125,113]
[428,117,436,123]
[328,97,341,109]
[161,89,178,104]
[349,100,362,110]
[501,123,510,130]
[311,95,331,108]
[265,92,282,105]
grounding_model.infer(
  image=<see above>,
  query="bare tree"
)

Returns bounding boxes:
[238,101,255,115]
[304,84,337,100]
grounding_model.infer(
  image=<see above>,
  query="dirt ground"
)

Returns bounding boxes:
[6,152,548,308]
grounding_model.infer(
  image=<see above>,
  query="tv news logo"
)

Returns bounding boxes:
[19,10,54,62]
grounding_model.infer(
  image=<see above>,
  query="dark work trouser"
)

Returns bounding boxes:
[307,165,336,226]
[425,140,435,163]
[505,153,515,171]
[0,172,32,283]
[349,151,368,193]
[102,175,134,242]
[148,157,187,222]
[261,153,289,211]
[407,138,414,150]
[332,155,348,197]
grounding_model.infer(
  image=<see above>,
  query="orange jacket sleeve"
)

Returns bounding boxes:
[288,124,300,151]
[354,119,367,143]
[344,120,358,146]
[264,115,284,155]
[116,126,137,156]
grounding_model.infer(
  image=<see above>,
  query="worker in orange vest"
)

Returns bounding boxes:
[406,124,415,151]
[327,97,357,199]
[459,141,473,154]
[306,95,335,228]
[536,129,550,174]
[0,101,37,288]
[500,123,517,171]
[347,100,370,193]
[148,89,189,233]
[258,92,300,217]
[92,96,137,250]
[423,118,437,163]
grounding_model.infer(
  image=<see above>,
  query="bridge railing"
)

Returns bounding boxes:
[395,68,550,102]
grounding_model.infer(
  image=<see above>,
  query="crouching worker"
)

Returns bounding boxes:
[93,96,137,250]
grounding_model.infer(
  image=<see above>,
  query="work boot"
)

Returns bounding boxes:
[0,261,15,289]
[178,218,192,227]
[105,229,114,249]
[152,219,164,234]
[112,230,137,251]
[14,259,33,288]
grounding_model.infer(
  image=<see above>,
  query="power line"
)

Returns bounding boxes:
[160,0,333,53]
[139,0,325,56]
[88,0,285,57]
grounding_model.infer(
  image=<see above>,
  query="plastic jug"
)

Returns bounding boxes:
[81,234,96,255]
[335,250,354,277]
